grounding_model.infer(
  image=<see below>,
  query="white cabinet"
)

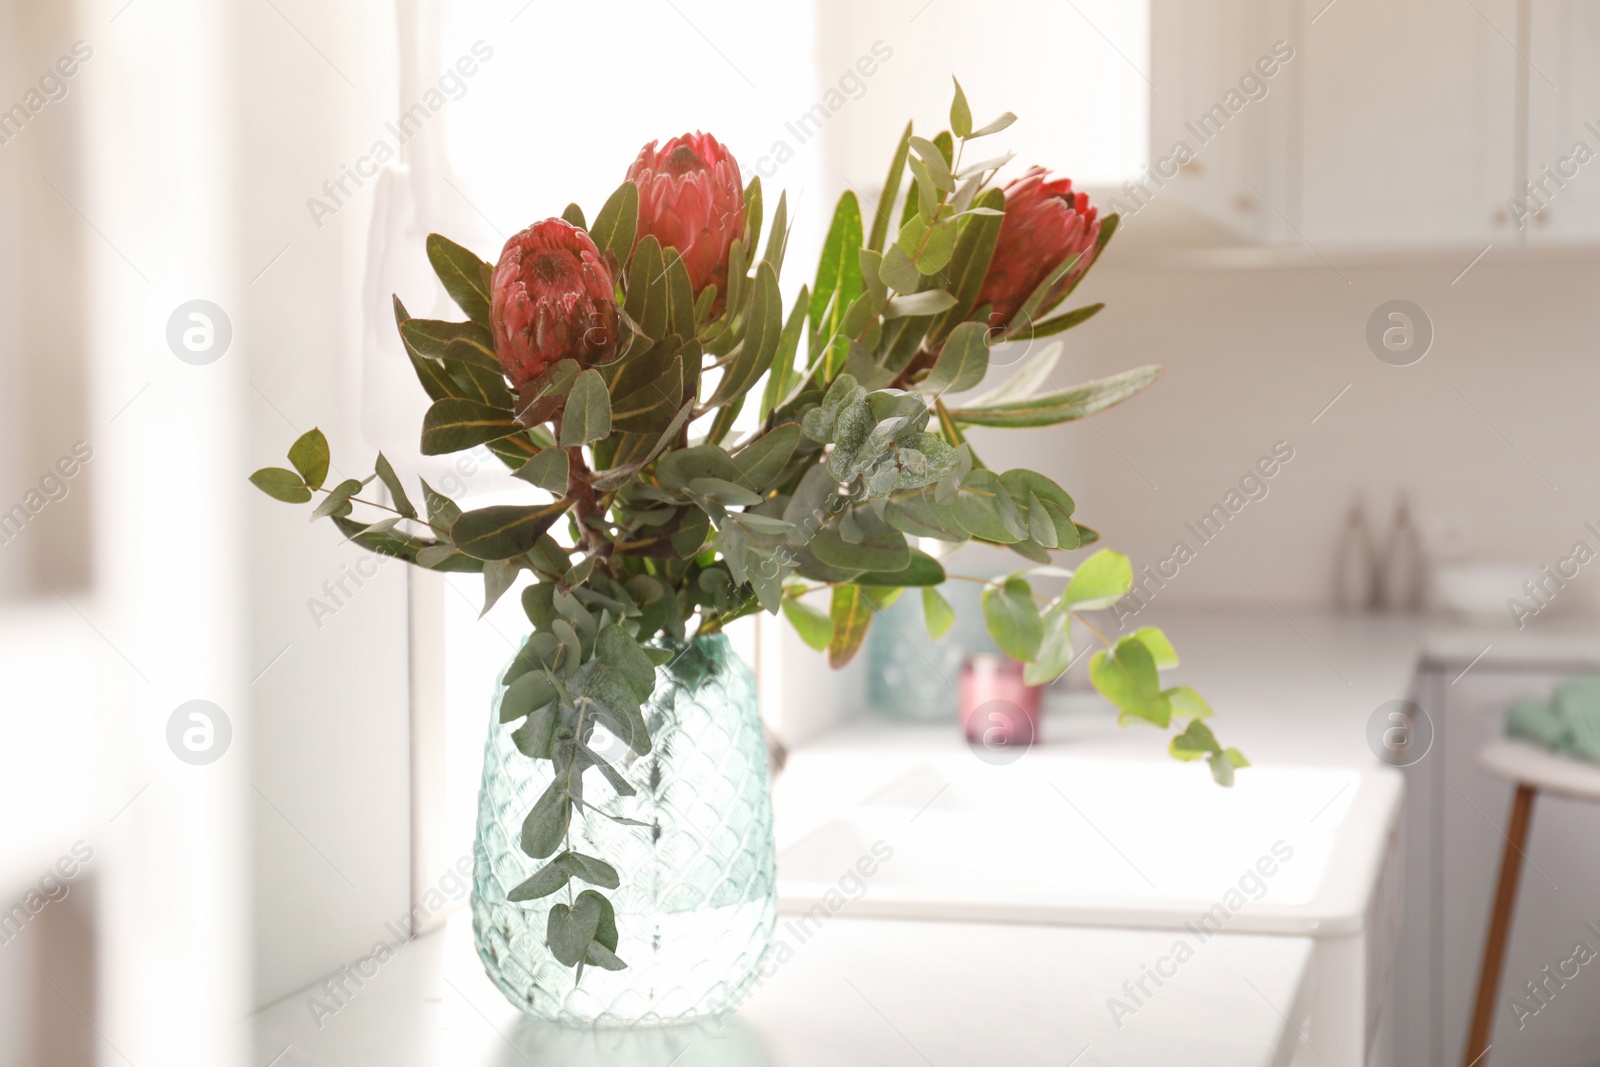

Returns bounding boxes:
[1298,0,1519,245]
[1393,660,1600,1067]
[1150,0,1525,247]
[1147,0,1298,243]
[1524,1,1600,241]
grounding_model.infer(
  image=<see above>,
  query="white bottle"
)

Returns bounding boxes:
[1333,497,1380,612]
[1379,494,1426,613]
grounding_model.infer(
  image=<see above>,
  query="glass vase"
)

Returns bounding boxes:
[470,632,777,1026]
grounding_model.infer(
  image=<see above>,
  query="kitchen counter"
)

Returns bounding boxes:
[774,606,1600,846]
[252,910,1315,1067]
[250,607,1600,1066]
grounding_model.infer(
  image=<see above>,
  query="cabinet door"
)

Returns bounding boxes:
[1147,0,1298,243]
[1524,1,1600,242]
[1298,0,1518,245]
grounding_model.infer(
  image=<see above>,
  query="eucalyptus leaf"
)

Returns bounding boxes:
[250,467,311,504]
[1061,549,1133,610]
[521,778,571,860]
[981,577,1043,661]
[921,586,956,639]
[287,429,330,489]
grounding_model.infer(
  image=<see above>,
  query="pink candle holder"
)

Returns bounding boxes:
[960,653,1041,763]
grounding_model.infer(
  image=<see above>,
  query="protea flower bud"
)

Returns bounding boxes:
[627,132,745,306]
[490,218,618,389]
[975,167,1101,331]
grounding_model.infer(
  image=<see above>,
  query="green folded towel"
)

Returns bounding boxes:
[1555,677,1600,762]
[1507,695,1567,750]
[1505,676,1600,763]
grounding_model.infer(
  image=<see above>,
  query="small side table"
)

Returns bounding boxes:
[1463,739,1600,1067]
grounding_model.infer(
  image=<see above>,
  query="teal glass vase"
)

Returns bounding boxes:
[470,633,777,1026]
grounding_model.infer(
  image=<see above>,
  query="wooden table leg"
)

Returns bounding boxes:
[1463,783,1538,1067]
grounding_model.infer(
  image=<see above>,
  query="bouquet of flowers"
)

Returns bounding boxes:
[251,80,1244,981]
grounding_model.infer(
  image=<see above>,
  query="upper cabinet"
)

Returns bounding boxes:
[1147,0,1600,248]
[1524,1,1600,242]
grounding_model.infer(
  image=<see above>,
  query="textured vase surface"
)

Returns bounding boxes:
[471,633,776,1026]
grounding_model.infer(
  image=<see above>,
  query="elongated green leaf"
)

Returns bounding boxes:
[590,180,639,263]
[560,369,612,446]
[624,236,669,344]
[452,501,569,560]
[922,586,956,639]
[919,321,989,394]
[763,189,789,275]
[400,318,495,359]
[1061,549,1133,610]
[950,77,972,138]
[426,234,493,327]
[705,261,782,409]
[372,452,417,519]
[970,111,1017,138]
[908,136,955,193]
[249,467,311,504]
[731,422,800,492]
[884,289,958,319]
[782,597,834,650]
[870,122,913,253]
[743,176,764,266]
[950,365,1164,428]
[982,577,1043,660]
[926,187,1005,345]
[810,192,857,337]
[759,290,810,421]
[828,584,872,668]
[421,398,523,455]
[1011,302,1105,342]
[663,252,696,338]
[965,343,1061,409]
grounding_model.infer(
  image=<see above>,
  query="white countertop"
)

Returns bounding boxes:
[253,911,1314,1067]
[251,607,1600,1064]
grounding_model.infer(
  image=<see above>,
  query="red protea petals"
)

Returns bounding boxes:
[489,219,619,389]
[974,167,1102,332]
[626,132,745,311]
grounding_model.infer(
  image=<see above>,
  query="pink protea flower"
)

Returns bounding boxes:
[490,218,618,389]
[626,132,745,309]
[975,167,1102,331]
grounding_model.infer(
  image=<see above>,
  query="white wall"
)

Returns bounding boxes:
[969,248,1600,619]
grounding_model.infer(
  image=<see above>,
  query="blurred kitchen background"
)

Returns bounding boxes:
[4,1,1600,1065]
